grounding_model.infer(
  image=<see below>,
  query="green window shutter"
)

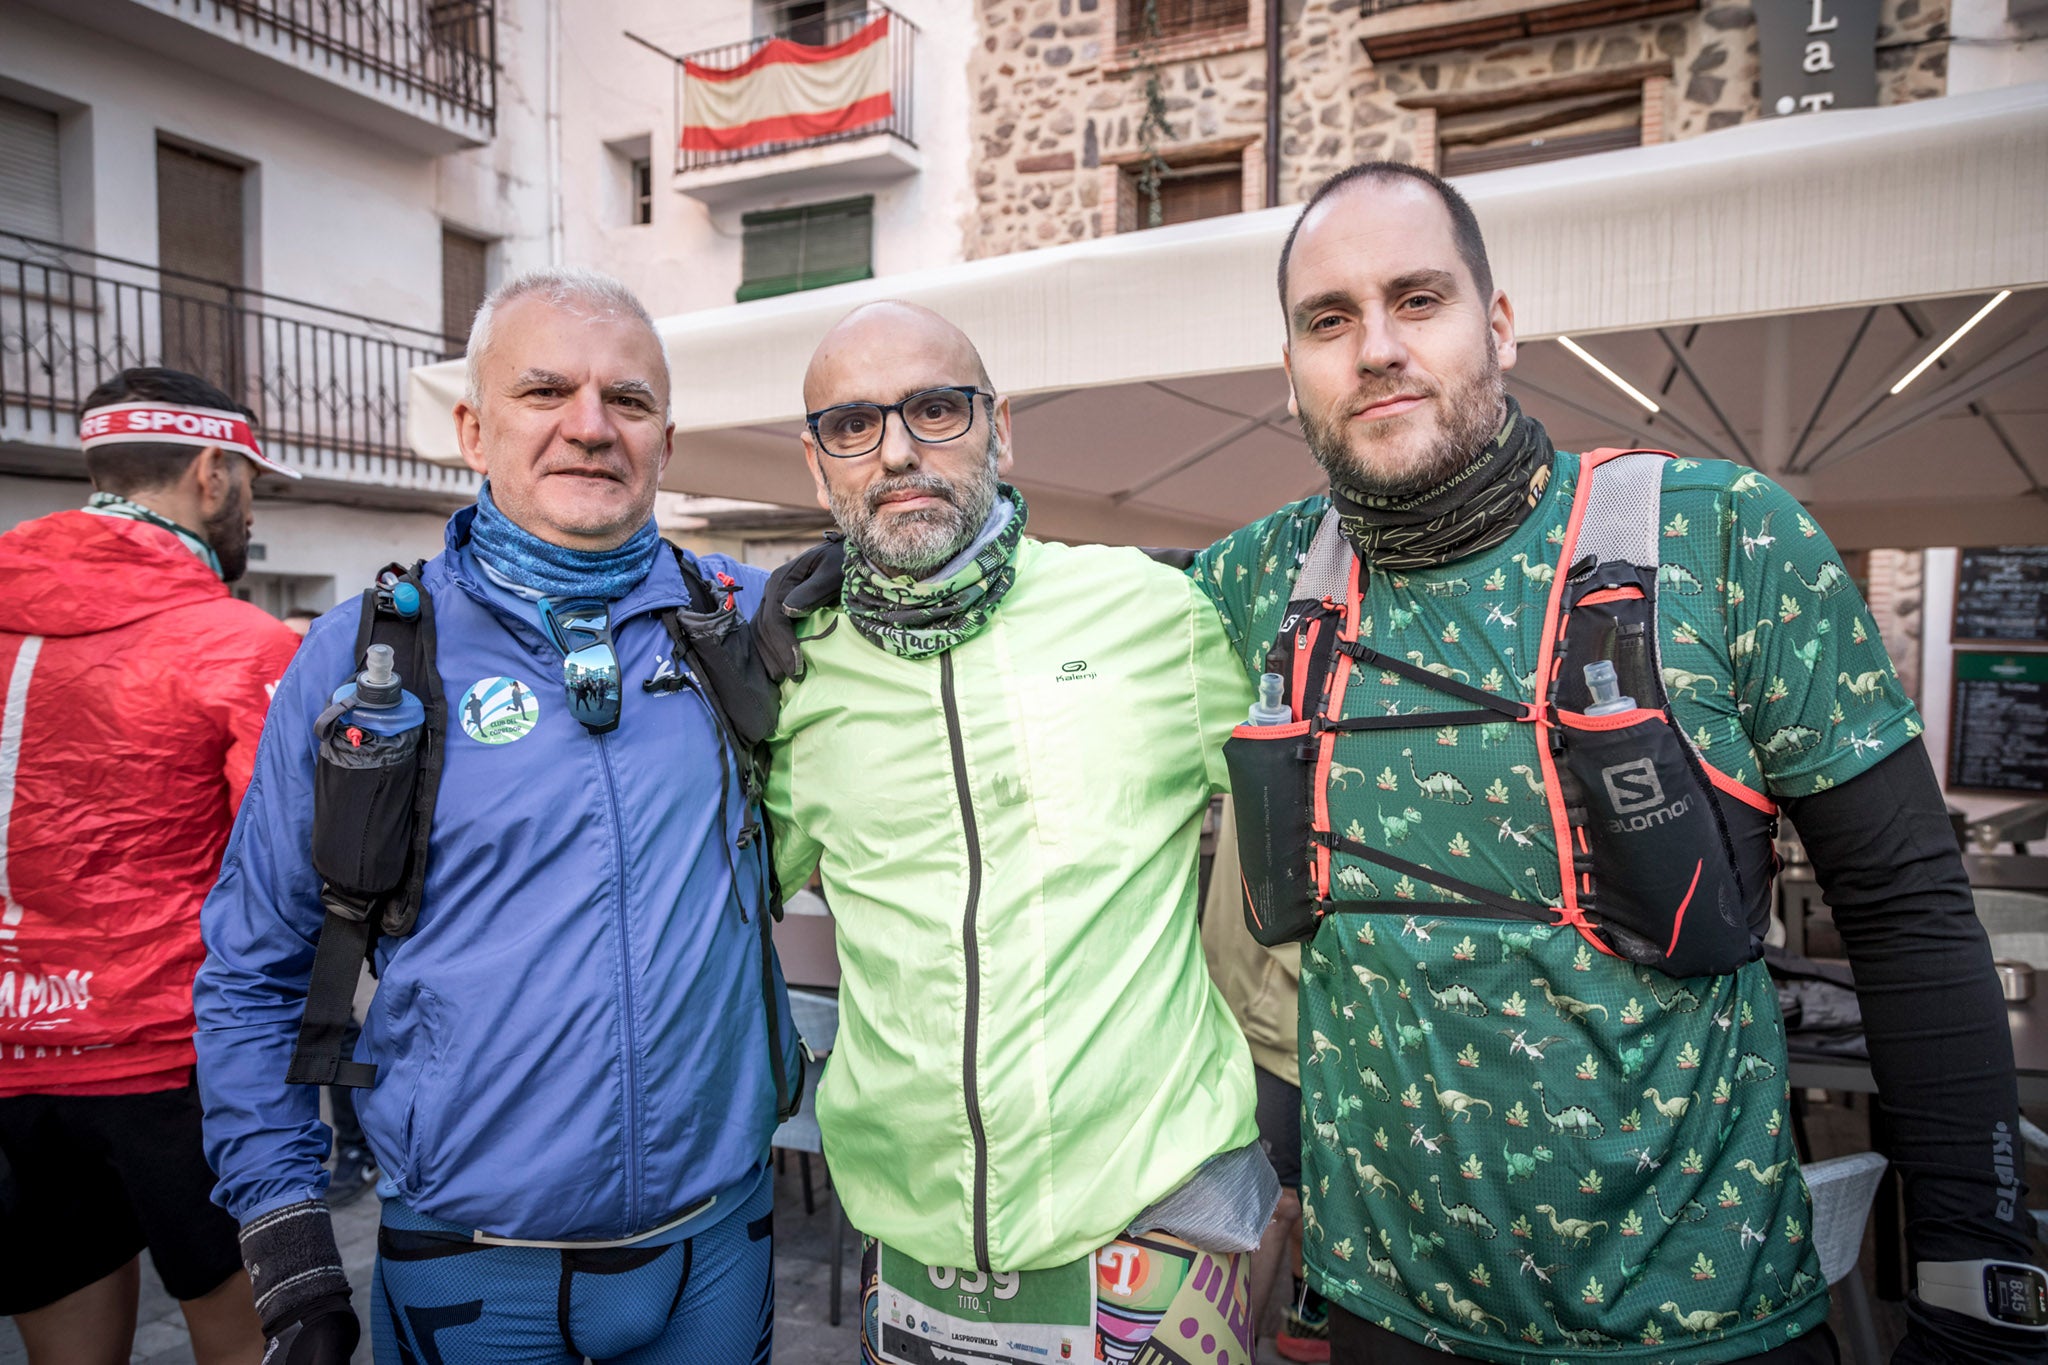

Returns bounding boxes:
[738,196,873,302]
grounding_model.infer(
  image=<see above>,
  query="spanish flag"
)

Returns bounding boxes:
[681,15,894,154]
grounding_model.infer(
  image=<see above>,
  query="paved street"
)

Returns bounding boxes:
[1,1106,1907,1362]
[1,1154,864,1365]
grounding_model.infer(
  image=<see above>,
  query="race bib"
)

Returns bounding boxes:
[875,1242,1096,1364]
[872,1234,1252,1365]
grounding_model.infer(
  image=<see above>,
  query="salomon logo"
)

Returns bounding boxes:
[1602,758,1665,814]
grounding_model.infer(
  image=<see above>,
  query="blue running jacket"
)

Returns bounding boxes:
[195,510,799,1240]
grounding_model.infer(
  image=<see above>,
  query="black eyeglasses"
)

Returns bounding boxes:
[805,386,992,459]
[540,598,622,735]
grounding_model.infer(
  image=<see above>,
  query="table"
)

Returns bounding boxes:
[1777,853,2048,956]
[1963,853,2048,891]
[1787,1004,2048,1106]
[1787,978,2048,1299]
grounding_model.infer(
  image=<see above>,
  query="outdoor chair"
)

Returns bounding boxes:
[1803,1150,1889,1364]
[772,988,847,1326]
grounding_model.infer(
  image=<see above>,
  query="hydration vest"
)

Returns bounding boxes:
[287,548,797,1119]
[1226,448,1779,978]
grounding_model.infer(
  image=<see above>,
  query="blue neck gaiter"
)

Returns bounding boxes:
[466,481,660,602]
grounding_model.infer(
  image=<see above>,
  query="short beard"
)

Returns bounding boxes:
[204,477,251,583]
[1301,340,1506,501]
[827,432,1002,578]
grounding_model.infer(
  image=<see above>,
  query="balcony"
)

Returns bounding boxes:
[22,0,496,152]
[1357,0,1698,61]
[0,232,479,509]
[671,6,919,213]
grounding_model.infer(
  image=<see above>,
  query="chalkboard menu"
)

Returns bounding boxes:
[1955,548,2048,643]
[1950,651,2048,794]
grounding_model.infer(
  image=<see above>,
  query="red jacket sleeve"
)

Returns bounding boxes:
[191,605,304,813]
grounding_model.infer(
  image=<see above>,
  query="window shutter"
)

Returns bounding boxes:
[738,196,873,301]
[156,144,245,286]
[442,228,490,353]
[0,97,61,241]
[156,143,246,392]
[1438,90,1643,176]
[1158,165,1243,225]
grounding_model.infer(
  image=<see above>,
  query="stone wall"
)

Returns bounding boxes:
[967,0,1948,257]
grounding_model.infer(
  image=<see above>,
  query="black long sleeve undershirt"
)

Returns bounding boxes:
[1785,738,2046,1363]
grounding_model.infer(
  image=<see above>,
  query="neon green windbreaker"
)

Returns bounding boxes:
[765,539,1259,1272]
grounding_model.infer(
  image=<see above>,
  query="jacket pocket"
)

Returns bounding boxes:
[360,981,445,1198]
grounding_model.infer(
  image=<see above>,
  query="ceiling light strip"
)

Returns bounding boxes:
[1557,335,1660,414]
[1889,290,2012,396]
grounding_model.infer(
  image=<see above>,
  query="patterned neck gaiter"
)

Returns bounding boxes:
[840,484,1029,659]
[466,480,659,603]
[83,492,223,579]
[1329,396,1555,571]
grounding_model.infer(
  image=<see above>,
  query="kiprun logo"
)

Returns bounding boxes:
[1995,1120,2020,1222]
[1056,659,1096,683]
[1602,758,1665,814]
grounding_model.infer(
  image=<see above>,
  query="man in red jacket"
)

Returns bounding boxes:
[0,367,300,1365]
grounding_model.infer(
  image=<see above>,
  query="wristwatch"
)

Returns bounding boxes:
[1915,1259,2048,1330]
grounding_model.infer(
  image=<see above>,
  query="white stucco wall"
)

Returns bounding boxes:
[547,0,978,317]
[1946,0,2048,94]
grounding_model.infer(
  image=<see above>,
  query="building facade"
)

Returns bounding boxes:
[0,0,989,599]
[963,0,2006,256]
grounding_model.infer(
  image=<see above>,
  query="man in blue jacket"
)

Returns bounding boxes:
[194,269,800,1365]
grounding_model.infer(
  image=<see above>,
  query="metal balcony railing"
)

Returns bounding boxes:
[0,232,477,494]
[166,0,497,128]
[676,6,916,173]
[1116,0,1252,46]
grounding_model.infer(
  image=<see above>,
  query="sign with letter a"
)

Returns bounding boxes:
[1757,0,1878,117]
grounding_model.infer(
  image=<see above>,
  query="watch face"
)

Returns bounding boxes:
[1985,1265,2048,1327]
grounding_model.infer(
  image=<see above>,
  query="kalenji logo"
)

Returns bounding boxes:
[1601,758,1665,814]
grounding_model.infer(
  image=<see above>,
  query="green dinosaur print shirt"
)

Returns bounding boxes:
[1193,452,1920,1362]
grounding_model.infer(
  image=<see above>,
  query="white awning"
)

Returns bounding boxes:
[410,81,2048,548]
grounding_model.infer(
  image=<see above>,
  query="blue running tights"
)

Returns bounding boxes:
[371,1173,773,1365]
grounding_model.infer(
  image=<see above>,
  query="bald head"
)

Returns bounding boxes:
[803,301,993,412]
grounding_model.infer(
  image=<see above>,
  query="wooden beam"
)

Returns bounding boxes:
[1100,134,1261,168]
[1363,0,1696,61]
[1398,62,1672,115]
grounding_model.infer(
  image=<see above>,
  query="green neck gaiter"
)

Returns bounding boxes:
[840,484,1028,659]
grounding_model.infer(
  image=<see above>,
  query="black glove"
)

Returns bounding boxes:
[262,1292,360,1364]
[753,534,845,683]
[240,1200,359,1364]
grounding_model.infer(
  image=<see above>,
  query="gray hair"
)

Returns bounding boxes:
[462,267,665,407]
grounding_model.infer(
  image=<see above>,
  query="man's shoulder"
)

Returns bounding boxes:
[1198,496,1330,601]
[1023,537,1184,582]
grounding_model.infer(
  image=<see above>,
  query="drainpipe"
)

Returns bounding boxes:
[1264,0,1282,208]
[546,0,564,266]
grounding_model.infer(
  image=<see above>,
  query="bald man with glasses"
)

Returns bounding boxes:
[754,301,1275,1365]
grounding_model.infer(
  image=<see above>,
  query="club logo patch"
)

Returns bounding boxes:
[459,676,539,745]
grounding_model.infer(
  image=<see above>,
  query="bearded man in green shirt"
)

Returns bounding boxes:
[1194,163,2043,1364]
[757,302,1277,1365]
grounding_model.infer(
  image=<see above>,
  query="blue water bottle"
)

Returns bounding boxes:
[331,644,425,746]
[312,643,426,900]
